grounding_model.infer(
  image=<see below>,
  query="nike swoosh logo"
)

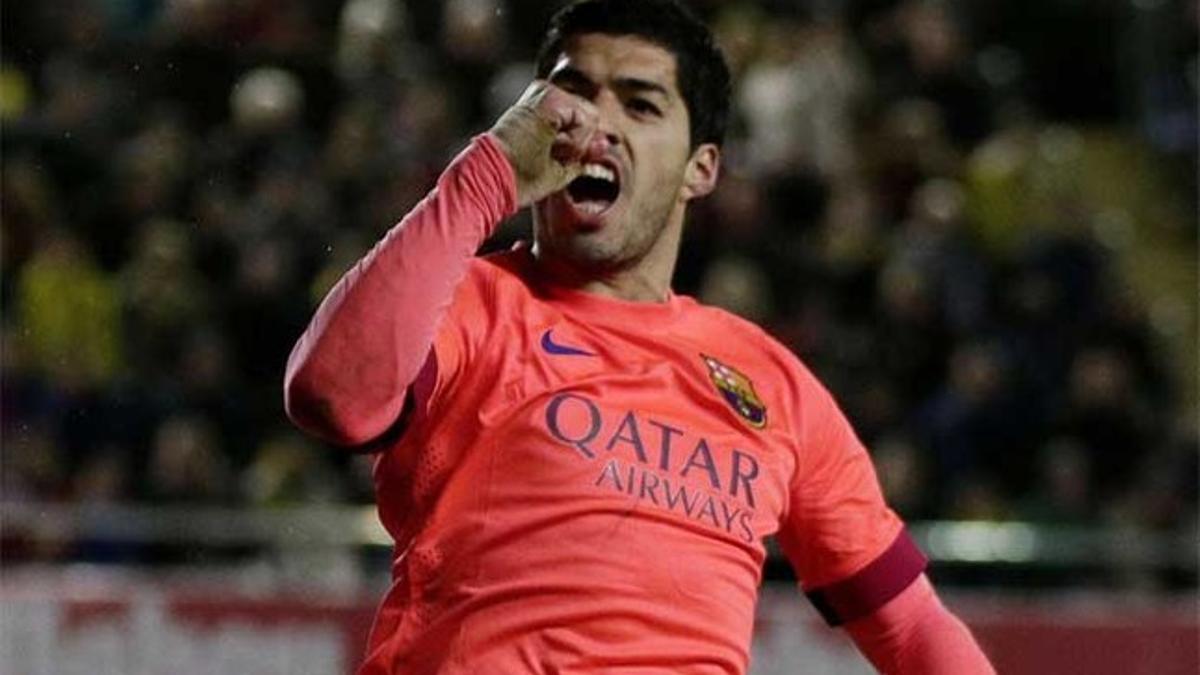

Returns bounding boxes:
[540,329,595,356]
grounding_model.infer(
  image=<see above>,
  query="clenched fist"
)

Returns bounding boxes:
[489,81,599,207]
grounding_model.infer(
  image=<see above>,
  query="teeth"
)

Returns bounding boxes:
[577,201,606,214]
[582,163,615,183]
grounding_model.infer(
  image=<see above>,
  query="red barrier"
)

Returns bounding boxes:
[959,596,1199,675]
[2,574,1196,674]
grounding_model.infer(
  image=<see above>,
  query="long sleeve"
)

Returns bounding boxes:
[284,134,517,446]
[844,574,995,674]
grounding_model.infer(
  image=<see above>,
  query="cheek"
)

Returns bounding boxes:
[661,140,693,185]
[632,123,690,171]
[642,152,689,198]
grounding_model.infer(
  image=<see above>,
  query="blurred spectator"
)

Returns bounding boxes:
[121,218,213,380]
[698,254,774,323]
[1058,347,1156,503]
[737,16,866,176]
[865,96,960,223]
[874,257,948,405]
[1,421,66,503]
[872,434,932,519]
[72,445,131,505]
[142,414,233,504]
[15,228,122,390]
[893,177,989,336]
[1018,438,1096,525]
[243,432,345,505]
[336,0,408,84]
[0,62,33,121]
[917,340,1037,510]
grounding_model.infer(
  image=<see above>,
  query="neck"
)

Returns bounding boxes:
[533,218,683,304]
[536,257,669,302]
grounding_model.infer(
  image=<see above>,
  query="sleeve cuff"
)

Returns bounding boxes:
[805,528,928,626]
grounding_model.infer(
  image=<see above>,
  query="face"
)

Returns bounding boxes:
[533,33,719,276]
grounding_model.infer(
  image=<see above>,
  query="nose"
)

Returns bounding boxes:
[589,93,622,154]
[587,117,619,156]
[588,128,618,155]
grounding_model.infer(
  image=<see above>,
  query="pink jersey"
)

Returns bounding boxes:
[288,137,925,674]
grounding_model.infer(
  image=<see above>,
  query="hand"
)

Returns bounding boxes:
[489,81,599,207]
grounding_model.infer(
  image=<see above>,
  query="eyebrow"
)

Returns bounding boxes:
[549,65,672,100]
[548,66,594,91]
[614,77,671,99]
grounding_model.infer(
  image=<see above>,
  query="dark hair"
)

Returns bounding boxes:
[534,0,732,149]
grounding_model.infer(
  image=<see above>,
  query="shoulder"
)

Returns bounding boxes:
[677,297,810,374]
[676,297,830,414]
[471,246,536,285]
[457,247,535,300]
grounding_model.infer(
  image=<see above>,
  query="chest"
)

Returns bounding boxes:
[452,312,796,538]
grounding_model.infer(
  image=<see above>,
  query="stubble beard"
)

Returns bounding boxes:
[535,171,684,276]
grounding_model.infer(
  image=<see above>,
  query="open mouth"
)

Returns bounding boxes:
[565,162,621,216]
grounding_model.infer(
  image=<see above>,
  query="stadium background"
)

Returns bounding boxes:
[0,0,1196,673]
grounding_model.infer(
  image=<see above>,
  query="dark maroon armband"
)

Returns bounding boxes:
[805,528,928,626]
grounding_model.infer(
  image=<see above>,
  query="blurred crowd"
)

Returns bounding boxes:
[2,0,1196,571]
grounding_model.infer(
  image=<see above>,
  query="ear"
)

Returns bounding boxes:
[681,143,720,201]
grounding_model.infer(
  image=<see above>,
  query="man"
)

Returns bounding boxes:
[285,1,995,672]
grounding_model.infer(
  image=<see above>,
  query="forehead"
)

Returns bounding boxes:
[551,33,680,96]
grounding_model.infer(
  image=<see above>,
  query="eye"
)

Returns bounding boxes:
[627,98,662,117]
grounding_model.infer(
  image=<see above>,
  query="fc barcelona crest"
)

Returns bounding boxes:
[701,354,767,429]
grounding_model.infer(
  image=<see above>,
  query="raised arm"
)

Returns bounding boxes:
[284,83,598,446]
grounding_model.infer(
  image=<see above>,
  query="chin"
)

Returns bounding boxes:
[543,193,617,233]
[548,231,619,267]
[537,201,611,247]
